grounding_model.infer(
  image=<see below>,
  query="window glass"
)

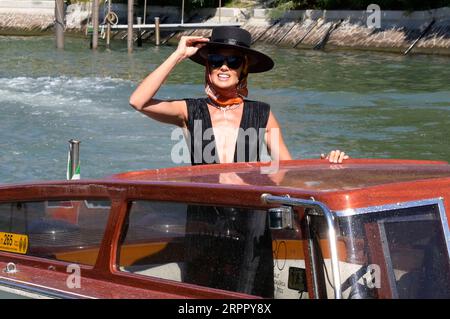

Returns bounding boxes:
[333,203,450,299]
[0,199,111,266]
[118,201,278,298]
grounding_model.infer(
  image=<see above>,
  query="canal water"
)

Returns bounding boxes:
[1,35,449,184]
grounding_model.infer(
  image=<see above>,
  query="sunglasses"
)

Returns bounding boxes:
[207,54,244,70]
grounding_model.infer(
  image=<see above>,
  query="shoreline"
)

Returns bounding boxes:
[1,4,449,56]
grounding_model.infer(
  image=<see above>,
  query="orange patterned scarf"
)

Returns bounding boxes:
[204,57,249,107]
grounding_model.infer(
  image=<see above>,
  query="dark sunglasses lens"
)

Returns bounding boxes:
[226,56,243,69]
[208,54,225,68]
[208,54,243,69]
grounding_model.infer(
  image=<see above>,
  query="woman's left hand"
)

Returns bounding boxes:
[320,150,349,163]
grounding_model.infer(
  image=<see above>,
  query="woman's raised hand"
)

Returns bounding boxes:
[175,36,209,61]
[320,150,349,163]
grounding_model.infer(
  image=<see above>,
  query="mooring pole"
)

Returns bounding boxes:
[55,0,65,49]
[91,0,100,49]
[404,19,436,55]
[106,0,112,49]
[181,0,185,24]
[137,16,143,47]
[155,17,160,46]
[143,0,147,25]
[67,139,81,180]
[127,0,134,53]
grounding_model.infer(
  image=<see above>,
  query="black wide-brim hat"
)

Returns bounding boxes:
[189,26,274,73]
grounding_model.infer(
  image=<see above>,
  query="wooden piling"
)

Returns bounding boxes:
[181,0,185,24]
[137,17,143,47]
[91,0,100,49]
[106,0,112,49]
[155,17,161,46]
[55,0,65,49]
[143,0,147,24]
[404,19,436,55]
[127,0,134,53]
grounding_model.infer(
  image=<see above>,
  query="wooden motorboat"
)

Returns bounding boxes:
[0,159,449,299]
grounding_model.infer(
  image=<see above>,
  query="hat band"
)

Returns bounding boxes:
[213,38,250,48]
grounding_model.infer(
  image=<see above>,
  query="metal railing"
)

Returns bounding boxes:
[261,193,342,299]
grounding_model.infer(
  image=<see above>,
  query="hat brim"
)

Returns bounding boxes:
[189,42,274,73]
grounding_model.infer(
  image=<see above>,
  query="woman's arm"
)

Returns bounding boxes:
[265,111,293,161]
[129,36,209,127]
[265,111,349,163]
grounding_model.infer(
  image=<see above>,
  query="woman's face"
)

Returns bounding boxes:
[207,48,244,91]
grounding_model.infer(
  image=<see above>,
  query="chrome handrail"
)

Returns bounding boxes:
[261,194,342,299]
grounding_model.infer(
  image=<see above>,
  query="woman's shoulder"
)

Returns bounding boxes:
[184,97,208,108]
[184,97,208,103]
[184,98,209,124]
[244,99,271,110]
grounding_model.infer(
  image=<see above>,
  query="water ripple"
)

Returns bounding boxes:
[0,36,449,183]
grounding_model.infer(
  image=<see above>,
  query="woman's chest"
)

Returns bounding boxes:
[207,105,244,129]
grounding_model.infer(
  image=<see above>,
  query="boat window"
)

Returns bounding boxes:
[326,203,450,299]
[0,199,111,266]
[117,201,305,298]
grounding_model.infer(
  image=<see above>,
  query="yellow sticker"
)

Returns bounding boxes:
[0,232,28,254]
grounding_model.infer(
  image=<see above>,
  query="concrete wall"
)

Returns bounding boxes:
[0,0,55,14]
[0,0,55,33]
[9,3,447,30]
[1,3,449,54]
[251,7,450,29]
[92,5,450,29]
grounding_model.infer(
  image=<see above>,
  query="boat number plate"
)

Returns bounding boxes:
[0,232,28,254]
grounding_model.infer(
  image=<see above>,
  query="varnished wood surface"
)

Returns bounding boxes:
[0,159,449,298]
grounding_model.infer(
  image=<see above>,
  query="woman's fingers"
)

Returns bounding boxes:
[176,37,209,59]
[338,151,346,163]
[177,36,208,51]
[329,150,336,162]
[321,150,350,163]
[185,37,209,47]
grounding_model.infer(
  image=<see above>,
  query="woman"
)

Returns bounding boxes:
[129,26,348,166]
[129,27,348,297]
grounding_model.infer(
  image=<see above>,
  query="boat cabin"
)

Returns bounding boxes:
[0,159,449,298]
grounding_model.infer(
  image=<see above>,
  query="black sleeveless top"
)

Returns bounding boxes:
[183,98,274,297]
[185,98,271,165]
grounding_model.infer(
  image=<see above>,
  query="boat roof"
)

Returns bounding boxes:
[110,159,450,192]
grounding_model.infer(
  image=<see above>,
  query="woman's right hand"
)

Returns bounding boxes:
[175,36,209,61]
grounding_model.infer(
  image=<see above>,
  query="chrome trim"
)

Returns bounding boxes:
[305,214,320,298]
[378,223,399,298]
[0,277,95,299]
[437,199,450,262]
[335,198,444,217]
[4,262,17,274]
[268,206,294,230]
[261,194,342,299]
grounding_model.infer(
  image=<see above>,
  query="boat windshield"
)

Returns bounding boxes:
[322,201,450,299]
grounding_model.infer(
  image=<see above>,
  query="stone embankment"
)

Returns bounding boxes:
[0,0,55,34]
[177,6,450,55]
[1,1,449,55]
